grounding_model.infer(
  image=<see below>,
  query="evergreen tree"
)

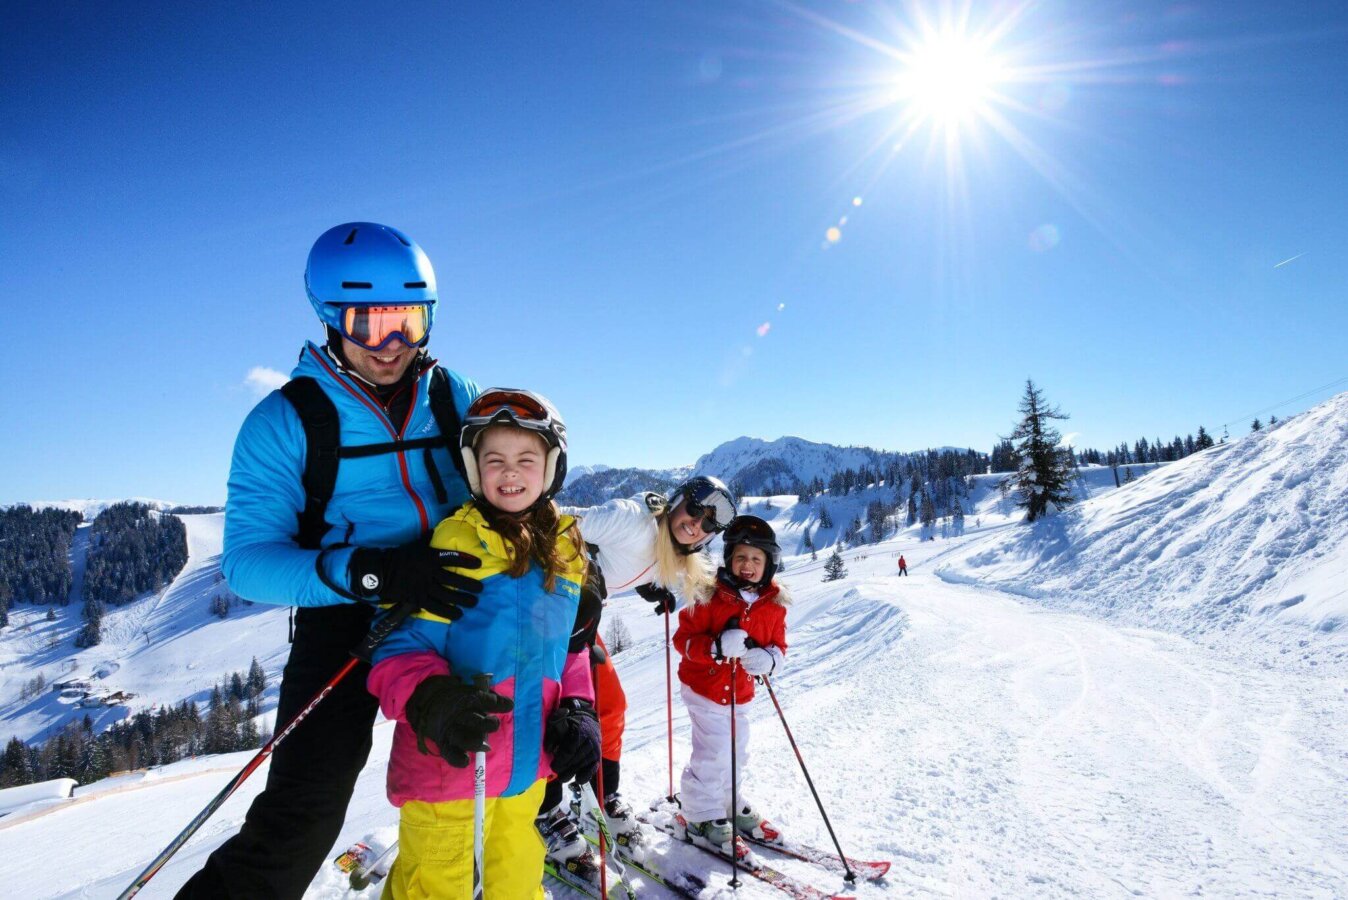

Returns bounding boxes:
[906,492,917,526]
[1195,425,1214,450]
[919,491,937,539]
[1003,379,1077,522]
[605,616,633,655]
[1251,418,1263,432]
[817,505,833,530]
[822,546,847,582]
[801,529,816,560]
[1268,414,1278,426]
[247,658,267,698]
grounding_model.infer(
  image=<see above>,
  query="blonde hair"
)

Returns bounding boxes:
[653,511,715,604]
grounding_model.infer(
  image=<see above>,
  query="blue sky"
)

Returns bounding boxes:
[3,1,1347,505]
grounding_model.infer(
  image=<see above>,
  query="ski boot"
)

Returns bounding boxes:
[596,792,652,861]
[733,801,782,844]
[675,812,752,862]
[537,803,600,884]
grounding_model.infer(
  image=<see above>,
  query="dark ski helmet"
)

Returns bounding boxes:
[721,514,780,589]
[305,222,438,334]
[666,475,737,553]
[460,388,568,506]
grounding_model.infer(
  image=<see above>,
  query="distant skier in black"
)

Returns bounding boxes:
[897,554,908,576]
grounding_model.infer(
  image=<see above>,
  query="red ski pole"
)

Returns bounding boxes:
[116,603,414,899]
[664,607,676,803]
[761,675,858,884]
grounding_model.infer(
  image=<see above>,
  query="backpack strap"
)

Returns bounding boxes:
[281,367,466,549]
[280,377,340,551]
[427,366,468,483]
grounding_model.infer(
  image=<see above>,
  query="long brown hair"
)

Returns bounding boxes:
[478,497,584,592]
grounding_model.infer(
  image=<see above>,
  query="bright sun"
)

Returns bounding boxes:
[895,31,1005,127]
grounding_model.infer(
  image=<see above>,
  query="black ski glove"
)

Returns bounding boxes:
[349,537,482,621]
[635,583,677,616]
[544,698,601,783]
[404,675,514,767]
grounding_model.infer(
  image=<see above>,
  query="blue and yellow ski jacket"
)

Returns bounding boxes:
[367,502,593,804]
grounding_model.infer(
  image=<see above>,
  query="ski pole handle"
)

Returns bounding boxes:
[352,601,417,663]
[472,672,491,900]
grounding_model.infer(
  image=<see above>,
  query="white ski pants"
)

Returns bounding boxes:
[679,684,751,824]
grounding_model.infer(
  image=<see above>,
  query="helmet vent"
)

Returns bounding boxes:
[404,281,426,288]
[343,228,358,245]
[341,281,372,289]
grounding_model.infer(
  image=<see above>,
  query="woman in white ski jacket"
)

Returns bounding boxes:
[535,476,736,871]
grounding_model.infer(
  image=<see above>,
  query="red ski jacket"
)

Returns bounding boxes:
[674,575,788,705]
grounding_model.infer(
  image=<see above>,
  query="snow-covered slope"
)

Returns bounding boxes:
[0,514,291,746]
[937,392,1348,658]
[3,528,1345,898]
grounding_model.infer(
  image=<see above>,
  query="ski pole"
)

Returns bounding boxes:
[590,647,609,900]
[761,675,858,884]
[472,672,491,900]
[728,654,742,891]
[116,602,415,900]
[583,783,637,900]
[664,606,676,803]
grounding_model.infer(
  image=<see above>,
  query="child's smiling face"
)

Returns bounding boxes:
[476,425,547,513]
[730,545,767,585]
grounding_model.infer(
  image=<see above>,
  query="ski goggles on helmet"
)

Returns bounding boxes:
[464,389,552,426]
[682,484,736,533]
[338,303,430,351]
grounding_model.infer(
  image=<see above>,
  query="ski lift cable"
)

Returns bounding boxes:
[1220,374,1348,429]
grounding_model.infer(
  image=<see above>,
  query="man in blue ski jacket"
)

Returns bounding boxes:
[176,223,483,899]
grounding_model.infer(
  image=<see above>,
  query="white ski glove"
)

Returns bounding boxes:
[716,628,748,660]
[739,647,776,676]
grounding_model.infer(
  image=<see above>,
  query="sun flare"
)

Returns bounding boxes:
[896,31,1005,126]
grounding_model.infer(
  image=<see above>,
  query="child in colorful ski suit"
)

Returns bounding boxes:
[672,515,788,853]
[367,389,600,899]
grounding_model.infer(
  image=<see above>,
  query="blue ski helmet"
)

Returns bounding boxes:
[304,222,438,332]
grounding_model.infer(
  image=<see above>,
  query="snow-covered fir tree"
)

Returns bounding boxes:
[1003,379,1077,523]
[822,546,847,581]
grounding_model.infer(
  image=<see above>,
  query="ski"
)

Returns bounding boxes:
[544,858,635,899]
[580,832,706,899]
[743,834,890,882]
[642,814,849,900]
[332,839,397,890]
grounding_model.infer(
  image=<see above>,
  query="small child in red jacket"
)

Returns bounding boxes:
[672,514,788,855]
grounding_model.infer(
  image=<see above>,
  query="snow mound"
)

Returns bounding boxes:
[937,392,1348,654]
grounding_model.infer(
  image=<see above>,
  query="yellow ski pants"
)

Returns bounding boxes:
[382,778,547,900]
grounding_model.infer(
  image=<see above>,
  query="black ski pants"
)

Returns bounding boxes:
[174,603,379,900]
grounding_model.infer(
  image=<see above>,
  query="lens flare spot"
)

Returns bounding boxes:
[852,197,863,207]
[757,322,772,337]
[826,227,842,243]
[1028,223,1060,252]
[777,302,786,311]
[839,216,849,226]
